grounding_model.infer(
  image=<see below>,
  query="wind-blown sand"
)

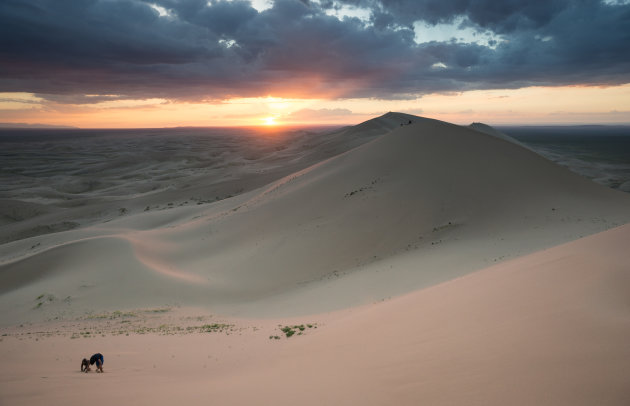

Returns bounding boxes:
[1,113,629,404]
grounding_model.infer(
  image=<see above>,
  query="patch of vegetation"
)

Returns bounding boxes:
[144,307,171,314]
[432,221,454,232]
[198,323,233,333]
[279,323,317,338]
[85,307,169,320]
[192,197,216,205]
[281,326,295,337]
[86,310,137,320]
[345,186,370,197]
[32,293,56,309]
[344,178,380,198]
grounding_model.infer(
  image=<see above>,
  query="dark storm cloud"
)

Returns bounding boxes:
[0,0,628,103]
[332,0,572,32]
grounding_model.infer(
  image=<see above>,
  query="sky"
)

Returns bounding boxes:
[1,0,629,128]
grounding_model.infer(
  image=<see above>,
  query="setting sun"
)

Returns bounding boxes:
[263,116,277,126]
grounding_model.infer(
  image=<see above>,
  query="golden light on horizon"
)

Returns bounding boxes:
[2,84,629,128]
[263,116,277,126]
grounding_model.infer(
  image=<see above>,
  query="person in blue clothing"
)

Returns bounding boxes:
[81,353,104,373]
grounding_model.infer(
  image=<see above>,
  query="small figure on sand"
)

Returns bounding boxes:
[81,353,104,373]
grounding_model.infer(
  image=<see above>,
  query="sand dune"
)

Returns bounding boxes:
[199,223,630,405]
[1,112,630,405]
[1,113,629,324]
[0,122,398,245]
[1,223,628,405]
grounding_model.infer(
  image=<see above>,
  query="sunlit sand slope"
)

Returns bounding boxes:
[1,224,628,405]
[203,223,630,405]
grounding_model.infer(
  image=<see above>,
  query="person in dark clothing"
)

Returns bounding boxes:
[82,353,104,373]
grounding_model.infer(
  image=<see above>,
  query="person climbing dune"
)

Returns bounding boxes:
[81,353,104,373]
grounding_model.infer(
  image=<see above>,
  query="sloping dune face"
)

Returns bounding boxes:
[1,114,629,322]
[186,223,630,406]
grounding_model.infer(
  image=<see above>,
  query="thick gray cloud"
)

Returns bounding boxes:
[332,0,573,32]
[0,0,628,103]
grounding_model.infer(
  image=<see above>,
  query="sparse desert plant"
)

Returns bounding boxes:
[145,307,171,313]
[279,323,316,338]
[280,326,295,337]
[200,323,232,332]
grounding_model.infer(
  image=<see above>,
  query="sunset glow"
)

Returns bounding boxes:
[1,0,629,128]
[2,84,629,128]
[263,116,278,126]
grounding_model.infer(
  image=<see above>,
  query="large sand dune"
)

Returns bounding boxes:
[1,113,629,324]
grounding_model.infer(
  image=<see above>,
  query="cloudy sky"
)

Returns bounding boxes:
[1,0,629,127]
